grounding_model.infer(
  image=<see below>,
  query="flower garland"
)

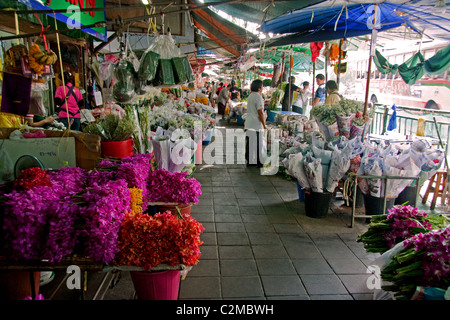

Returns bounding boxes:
[357,205,449,253]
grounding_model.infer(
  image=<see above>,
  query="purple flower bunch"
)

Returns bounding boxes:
[384,205,433,248]
[403,227,450,284]
[147,169,202,205]
[2,186,60,260]
[77,179,131,263]
[47,166,88,196]
[41,197,79,263]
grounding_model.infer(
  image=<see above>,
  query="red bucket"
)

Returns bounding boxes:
[101,139,133,158]
[130,270,180,300]
[156,203,192,216]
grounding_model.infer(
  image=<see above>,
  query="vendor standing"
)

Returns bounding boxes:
[281,76,300,111]
[324,80,342,105]
[313,73,326,107]
[217,83,229,119]
[55,72,84,131]
[244,79,267,168]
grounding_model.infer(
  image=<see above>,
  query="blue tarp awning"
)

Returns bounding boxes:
[260,2,450,45]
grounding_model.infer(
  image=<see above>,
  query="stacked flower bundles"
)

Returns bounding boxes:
[147,168,202,206]
[357,205,449,254]
[1,167,131,263]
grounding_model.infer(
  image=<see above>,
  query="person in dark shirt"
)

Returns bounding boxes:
[281,76,300,111]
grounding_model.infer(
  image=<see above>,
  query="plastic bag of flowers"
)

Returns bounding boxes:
[378,227,450,300]
[357,205,449,254]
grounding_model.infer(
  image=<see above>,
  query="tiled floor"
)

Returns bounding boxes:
[40,120,448,300]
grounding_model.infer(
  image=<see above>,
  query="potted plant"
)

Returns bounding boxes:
[83,113,135,158]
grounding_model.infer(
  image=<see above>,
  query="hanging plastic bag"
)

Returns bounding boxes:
[113,59,136,103]
[387,104,397,131]
[0,143,14,183]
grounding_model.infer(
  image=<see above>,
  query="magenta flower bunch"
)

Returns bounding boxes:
[76,179,131,263]
[147,168,202,205]
[47,166,88,196]
[2,186,60,260]
[381,227,450,299]
[357,205,449,253]
[93,153,155,208]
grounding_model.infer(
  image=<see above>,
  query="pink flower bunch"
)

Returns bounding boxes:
[403,227,450,285]
[47,166,87,196]
[77,179,131,263]
[2,186,59,259]
[147,169,202,205]
[114,211,204,271]
[384,205,433,248]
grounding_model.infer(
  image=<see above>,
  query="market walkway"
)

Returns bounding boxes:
[40,119,446,300]
[174,120,376,300]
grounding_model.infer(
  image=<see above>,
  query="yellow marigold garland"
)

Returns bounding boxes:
[128,188,143,215]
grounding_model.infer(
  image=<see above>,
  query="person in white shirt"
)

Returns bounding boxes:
[244,79,267,168]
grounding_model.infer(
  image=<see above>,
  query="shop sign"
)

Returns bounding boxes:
[17,0,107,41]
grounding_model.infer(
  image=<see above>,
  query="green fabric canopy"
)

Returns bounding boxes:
[373,44,450,84]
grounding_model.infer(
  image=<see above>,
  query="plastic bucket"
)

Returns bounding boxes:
[236,115,244,126]
[395,186,418,206]
[304,191,332,218]
[296,181,305,202]
[203,129,213,145]
[101,139,133,158]
[363,194,396,215]
[130,270,180,300]
[156,203,193,216]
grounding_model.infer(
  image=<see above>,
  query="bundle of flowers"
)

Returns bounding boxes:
[1,166,133,263]
[1,185,60,260]
[92,153,155,208]
[357,205,449,253]
[76,179,131,263]
[381,227,450,300]
[147,168,202,205]
[47,166,87,196]
[113,211,204,271]
[13,166,51,190]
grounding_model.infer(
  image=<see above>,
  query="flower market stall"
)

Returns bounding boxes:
[0,153,205,300]
[281,98,446,222]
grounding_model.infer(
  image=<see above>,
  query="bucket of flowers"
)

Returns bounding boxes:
[112,191,204,300]
[146,168,202,216]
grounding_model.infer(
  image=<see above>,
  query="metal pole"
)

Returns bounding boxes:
[363,4,378,118]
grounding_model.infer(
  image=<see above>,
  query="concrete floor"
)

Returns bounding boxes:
[39,120,448,300]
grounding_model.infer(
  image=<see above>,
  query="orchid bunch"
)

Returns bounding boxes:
[381,227,450,300]
[76,179,131,263]
[113,211,204,271]
[147,168,202,205]
[357,205,449,253]
[1,186,59,260]
[47,166,87,196]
